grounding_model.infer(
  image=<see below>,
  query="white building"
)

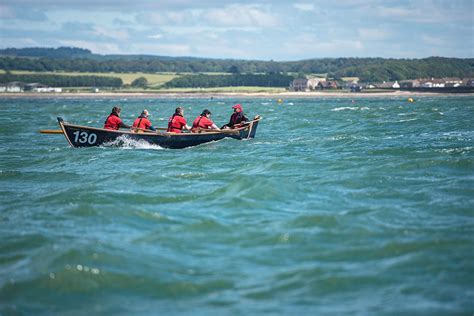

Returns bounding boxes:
[34,87,62,93]
[378,81,400,89]
[291,77,325,91]
[0,83,23,92]
[420,78,445,88]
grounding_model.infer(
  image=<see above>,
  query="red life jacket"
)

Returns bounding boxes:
[192,115,214,132]
[104,113,122,130]
[133,116,152,130]
[167,114,186,133]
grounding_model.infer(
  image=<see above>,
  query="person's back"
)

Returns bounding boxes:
[192,109,219,132]
[104,106,130,130]
[133,109,155,131]
[167,107,191,133]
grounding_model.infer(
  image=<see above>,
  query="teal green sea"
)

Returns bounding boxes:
[0,96,473,315]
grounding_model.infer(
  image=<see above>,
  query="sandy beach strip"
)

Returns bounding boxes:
[0,90,471,99]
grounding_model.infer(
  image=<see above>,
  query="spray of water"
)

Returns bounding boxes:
[101,135,163,150]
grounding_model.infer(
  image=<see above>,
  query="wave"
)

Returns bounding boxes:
[437,146,473,155]
[397,118,419,123]
[101,135,163,150]
[331,107,370,112]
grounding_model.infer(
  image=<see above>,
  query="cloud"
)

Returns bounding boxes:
[293,3,315,12]
[113,18,135,26]
[0,37,41,48]
[62,21,94,33]
[1,0,245,11]
[59,40,122,54]
[0,5,14,18]
[376,6,415,18]
[281,34,365,58]
[0,0,472,59]
[373,2,473,24]
[421,35,446,46]
[93,26,129,40]
[137,11,189,25]
[147,34,163,40]
[59,22,130,41]
[203,4,278,27]
[130,43,192,56]
[357,28,389,41]
[0,5,47,20]
[137,4,279,29]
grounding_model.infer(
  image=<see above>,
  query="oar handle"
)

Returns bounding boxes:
[131,126,167,132]
[39,130,63,134]
[196,128,239,134]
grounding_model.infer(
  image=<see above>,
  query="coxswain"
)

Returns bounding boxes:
[222,104,248,129]
[167,107,191,133]
[132,109,155,132]
[191,109,219,133]
[104,106,130,130]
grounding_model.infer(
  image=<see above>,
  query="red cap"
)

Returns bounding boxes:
[232,104,243,111]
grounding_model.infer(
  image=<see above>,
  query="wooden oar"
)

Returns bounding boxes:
[39,127,167,134]
[196,128,239,134]
[131,126,167,132]
[39,130,63,134]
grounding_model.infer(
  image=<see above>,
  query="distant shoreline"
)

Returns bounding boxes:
[0,90,472,99]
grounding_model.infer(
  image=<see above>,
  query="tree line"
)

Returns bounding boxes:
[0,47,92,59]
[329,57,474,82]
[163,74,295,88]
[0,47,473,82]
[0,74,122,87]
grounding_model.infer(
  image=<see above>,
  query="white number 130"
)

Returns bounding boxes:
[73,131,97,144]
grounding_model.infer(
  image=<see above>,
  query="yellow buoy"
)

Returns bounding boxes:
[277,99,283,104]
[408,98,414,103]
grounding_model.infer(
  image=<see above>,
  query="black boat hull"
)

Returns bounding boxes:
[57,117,261,149]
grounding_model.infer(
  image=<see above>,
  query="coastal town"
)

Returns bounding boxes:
[290,76,474,92]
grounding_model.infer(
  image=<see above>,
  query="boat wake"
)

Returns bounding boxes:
[101,135,163,150]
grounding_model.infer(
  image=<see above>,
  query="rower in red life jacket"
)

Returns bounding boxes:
[191,109,219,133]
[222,104,249,129]
[104,106,131,130]
[167,107,191,133]
[132,109,156,132]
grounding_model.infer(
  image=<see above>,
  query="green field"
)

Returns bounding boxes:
[0,70,241,87]
[0,70,348,92]
[0,70,180,86]
[153,86,287,93]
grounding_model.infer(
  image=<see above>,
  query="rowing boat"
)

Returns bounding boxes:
[56,116,261,149]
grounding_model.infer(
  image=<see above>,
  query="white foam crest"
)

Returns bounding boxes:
[331,106,370,112]
[438,147,473,154]
[397,118,418,123]
[102,135,163,150]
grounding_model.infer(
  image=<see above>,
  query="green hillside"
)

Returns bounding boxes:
[1,47,473,82]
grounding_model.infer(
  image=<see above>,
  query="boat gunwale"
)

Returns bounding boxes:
[60,117,262,137]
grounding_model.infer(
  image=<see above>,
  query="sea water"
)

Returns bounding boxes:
[0,96,473,315]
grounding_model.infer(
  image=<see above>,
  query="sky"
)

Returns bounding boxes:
[0,0,473,61]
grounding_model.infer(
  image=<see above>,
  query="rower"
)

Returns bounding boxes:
[132,109,155,132]
[167,107,191,133]
[104,106,130,130]
[191,109,219,133]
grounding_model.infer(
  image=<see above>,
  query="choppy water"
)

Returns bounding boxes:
[0,96,473,315]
